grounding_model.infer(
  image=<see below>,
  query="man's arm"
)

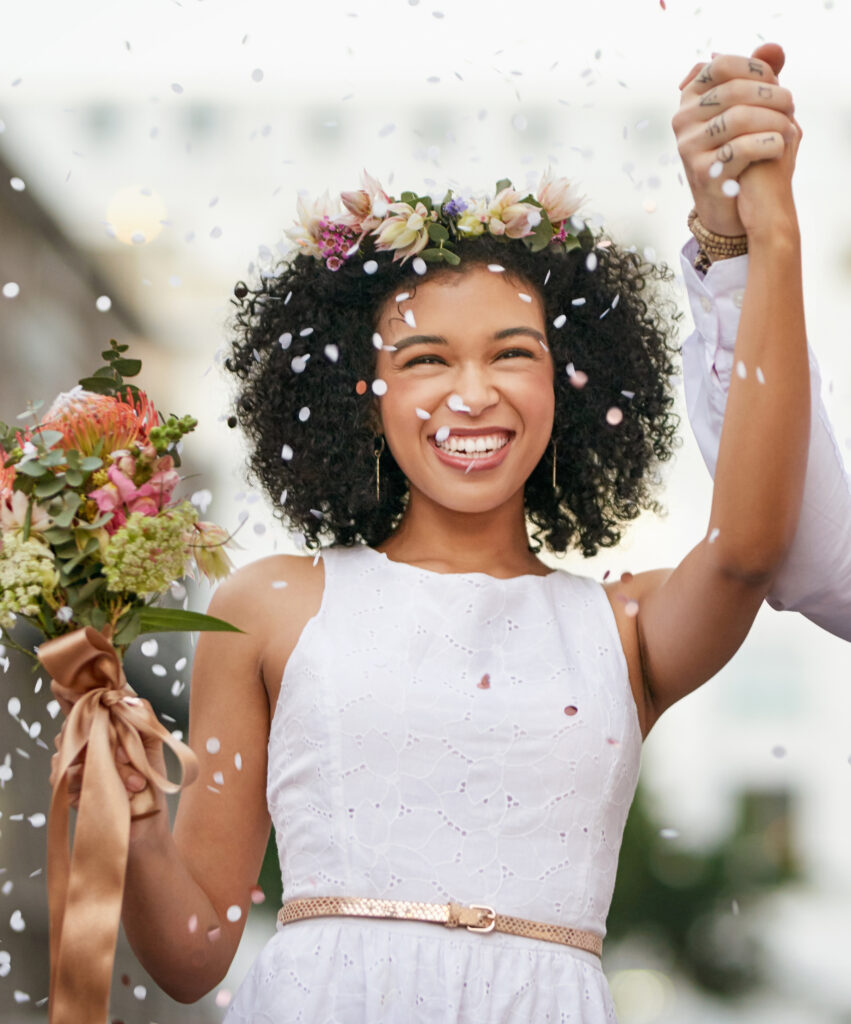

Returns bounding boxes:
[681,241,851,641]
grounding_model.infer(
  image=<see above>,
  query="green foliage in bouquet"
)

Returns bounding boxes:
[0,340,239,659]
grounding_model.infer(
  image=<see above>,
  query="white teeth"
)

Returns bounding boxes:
[434,433,510,455]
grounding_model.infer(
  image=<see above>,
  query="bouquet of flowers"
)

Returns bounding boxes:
[0,338,236,659]
[0,341,237,1024]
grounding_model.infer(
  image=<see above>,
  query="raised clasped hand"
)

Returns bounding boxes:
[673,43,801,241]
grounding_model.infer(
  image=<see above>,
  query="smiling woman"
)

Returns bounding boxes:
[225,218,680,557]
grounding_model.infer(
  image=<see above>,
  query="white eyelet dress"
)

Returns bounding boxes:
[224,545,642,1024]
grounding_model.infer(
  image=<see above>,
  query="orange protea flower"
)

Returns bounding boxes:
[0,449,15,497]
[36,386,159,456]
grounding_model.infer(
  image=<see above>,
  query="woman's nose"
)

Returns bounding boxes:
[447,365,499,417]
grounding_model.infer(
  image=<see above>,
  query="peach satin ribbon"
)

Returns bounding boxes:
[40,627,198,1024]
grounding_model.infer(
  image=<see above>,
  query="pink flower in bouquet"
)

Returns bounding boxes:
[37,386,159,456]
[89,457,179,534]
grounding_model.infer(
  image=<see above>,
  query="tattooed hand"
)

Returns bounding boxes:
[673,43,799,238]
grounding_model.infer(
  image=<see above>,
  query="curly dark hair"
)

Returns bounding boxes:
[225,229,681,557]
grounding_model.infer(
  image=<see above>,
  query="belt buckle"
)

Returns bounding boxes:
[465,904,496,934]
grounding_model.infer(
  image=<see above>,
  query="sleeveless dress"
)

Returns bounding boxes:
[224,545,642,1023]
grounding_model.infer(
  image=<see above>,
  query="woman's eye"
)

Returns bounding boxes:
[496,348,534,360]
[403,354,447,368]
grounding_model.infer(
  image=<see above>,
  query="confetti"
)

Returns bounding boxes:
[403,309,417,328]
[151,664,167,677]
[605,407,623,426]
[299,327,314,337]
[736,361,747,379]
[188,914,198,933]
[563,705,578,716]
[235,753,243,770]
[477,674,491,689]
[279,332,292,349]
[206,737,221,755]
[731,899,740,915]
[708,527,720,544]
[771,745,787,759]
[553,314,567,328]
[435,425,450,442]
[415,408,431,420]
[175,657,187,671]
[216,989,233,1008]
[395,292,410,302]
[447,393,470,413]
[708,162,724,179]
[272,580,289,589]
[571,298,586,307]
[372,332,384,350]
[371,379,388,396]
[281,444,294,461]
[659,828,679,839]
[585,253,598,272]
[721,179,740,198]
[213,771,224,786]
[364,260,378,275]
[324,344,339,362]
[355,380,368,395]
[3,282,20,299]
[624,600,639,618]
[10,909,25,932]
[10,177,25,191]
[190,489,213,513]
[250,885,265,904]
[488,264,505,273]
[298,406,311,422]
[568,369,588,389]
[170,83,184,94]
[412,257,427,276]
[251,69,264,83]
[756,367,765,384]
[133,985,147,1000]
[518,292,532,303]
[226,904,242,922]
[140,640,158,658]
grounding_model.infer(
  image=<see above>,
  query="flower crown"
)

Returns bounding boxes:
[285,169,586,271]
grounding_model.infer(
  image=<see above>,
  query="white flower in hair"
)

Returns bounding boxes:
[285,191,342,258]
[372,200,432,263]
[487,187,542,239]
[536,168,585,226]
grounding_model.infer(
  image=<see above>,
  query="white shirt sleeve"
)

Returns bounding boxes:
[680,238,851,642]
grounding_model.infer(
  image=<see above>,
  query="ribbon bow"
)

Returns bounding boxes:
[40,627,198,1024]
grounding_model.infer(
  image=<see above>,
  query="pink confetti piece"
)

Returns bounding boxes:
[477,674,491,689]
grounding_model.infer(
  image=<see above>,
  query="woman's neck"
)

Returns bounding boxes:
[376,488,551,578]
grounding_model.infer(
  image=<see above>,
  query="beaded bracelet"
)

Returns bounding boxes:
[687,207,748,272]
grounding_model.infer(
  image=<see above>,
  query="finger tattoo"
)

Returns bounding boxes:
[705,114,727,138]
[699,89,721,107]
[760,134,778,145]
[696,66,713,85]
[717,143,734,164]
[757,85,773,99]
[748,59,765,76]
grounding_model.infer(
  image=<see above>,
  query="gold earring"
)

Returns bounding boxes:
[552,440,558,492]
[374,436,385,502]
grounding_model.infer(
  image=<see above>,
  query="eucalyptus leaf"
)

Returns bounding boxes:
[78,376,115,395]
[420,248,447,263]
[113,615,142,648]
[17,461,47,478]
[495,178,512,193]
[427,223,449,243]
[76,577,107,602]
[53,494,81,529]
[75,512,113,531]
[44,527,73,546]
[34,476,67,499]
[113,359,142,377]
[139,608,244,634]
[400,191,419,206]
[39,450,66,468]
[441,249,461,266]
[36,430,64,449]
[80,456,103,472]
[65,468,83,488]
[93,366,117,379]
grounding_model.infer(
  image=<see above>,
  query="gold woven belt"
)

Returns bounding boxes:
[277,896,603,958]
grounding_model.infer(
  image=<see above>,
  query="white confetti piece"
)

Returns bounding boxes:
[281,444,294,461]
[371,379,388,396]
[3,282,20,299]
[188,914,198,933]
[585,253,598,272]
[190,489,213,513]
[10,177,25,191]
[435,425,450,442]
[298,406,311,422]
[736,361,747,379]
[771,745,787,759]
[10,909,25,932]
[403,309,417,328]
[364,260,378,275]
[605,407,624,426]
[372,332,383,350]
[299,327,314,337]
[28,721,41,738]
[721,179,740,197]
[659,828,679,839]
[708,527,720,544]
[226,904,242,922]
[2,882,11,895]
[756,366,765,384]
[171,82,184,94]
[175,657,187,671]
[8,697,21,716]
[323,344,339,362]
[13,991,29,1004]
[55,606,73,623]
[216,989,233,1008]
[235,753,243,770]
[395,292,410,302]
[272,580,289,590]
[46,700,60,719]
[709,161,723,179]
[213,771,224,786]
[133,984,147,1000]
[412,257,427,276]
[170,681,184,697]
[731,899,740,916]
[553,314,567,328]
[488,264,505,273]
[151,664,167,678]
[291,354,310,373]
[571,297,586,307]
[251,68,264,82]
[95,295,112,312]
[624,600,639,618]
[447,394,470,413]
[415,408,431,420]
[518,292,532,303]
[279,332,292,349]
[206,737,221,755]
[140,640,158,658]
[0,952,9,978]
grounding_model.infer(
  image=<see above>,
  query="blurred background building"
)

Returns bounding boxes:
[1,1,851,1021]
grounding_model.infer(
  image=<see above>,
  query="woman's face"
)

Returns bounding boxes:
[373,264,555,517]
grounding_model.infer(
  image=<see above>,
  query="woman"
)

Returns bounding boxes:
[58,52,804,1023]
